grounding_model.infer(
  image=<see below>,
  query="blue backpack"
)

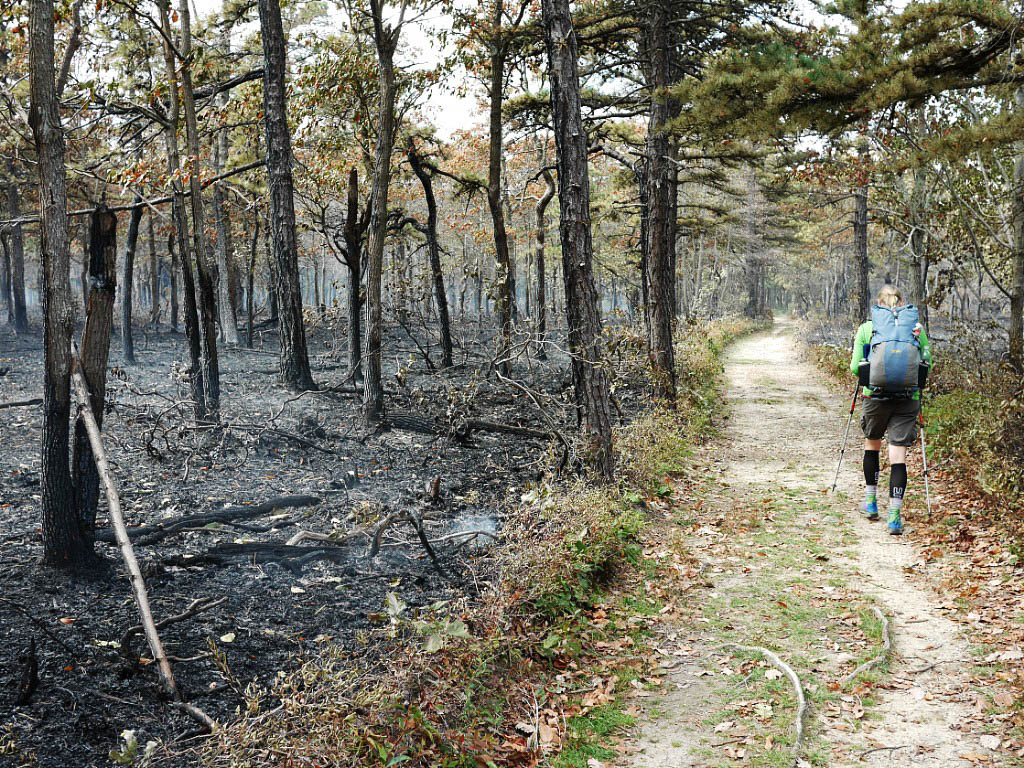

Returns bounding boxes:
[866,304,922,396]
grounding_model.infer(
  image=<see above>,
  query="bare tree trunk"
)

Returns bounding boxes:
[1010,86,1024,373]
[854,141,871,321]
[0,228,11,323]
[407,139,453,368]
[907,166,928,328]
[645,3,677,402]
[148,213,160,324]
[178,0,221,411]
[541,0,614,479]
[168,232,179,331]
[487,0,514,374]
[363,1,401,423]
[535,166,554,360]
[247,207,258,348]
[73,205,118,534]
[343,169,363,379]
[5,172,28,331]
[258,0,315,390]
[30,0,95,566]
[121,199,143,364]
[213,132,240,345]
[158,0,206,416]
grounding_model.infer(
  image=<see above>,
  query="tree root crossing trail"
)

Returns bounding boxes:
[625,320,1000,767]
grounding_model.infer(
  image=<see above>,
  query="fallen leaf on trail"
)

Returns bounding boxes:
[59,617,75,625]
[765,669,782,680]
[538,722,557,744]
[291,586,306,594]
[714,720,735,733]
[961,754,991,763]
[219,632,236,643]
[992,692,1015,707]
[514,722,535,735]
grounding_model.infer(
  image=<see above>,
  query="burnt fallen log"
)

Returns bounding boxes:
[94,495,320,546]
[166,541,354,574]
[383,411,554,442]
[0,397,43,410]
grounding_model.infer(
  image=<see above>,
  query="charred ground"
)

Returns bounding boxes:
[0,315,642,768]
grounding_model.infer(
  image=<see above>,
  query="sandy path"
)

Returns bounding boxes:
[625,320,992,767]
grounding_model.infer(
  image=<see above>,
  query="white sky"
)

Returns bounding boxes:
[190,0,483,138]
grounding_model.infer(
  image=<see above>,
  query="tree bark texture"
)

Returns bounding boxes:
[158,0,206,417]
[1,228,11,322]
[1010,86,1024,373]
[854,142,871,321]
[247,207,258,348]
[258,0,315,391]
[908,166,929,329]
[148,212,160,324]
[29,0,95,566]
[541,0,615,479]
[178,0,221,411]
[73,205,118,534]
[213,138,240,345]
[344,168,363,379]
[645,2,677,402]
[487,0,514,374]
[363,4,400,422]
[535,166,554,360]
[6,173,28,331]
[121,200,143,364]
[407,139,453,368]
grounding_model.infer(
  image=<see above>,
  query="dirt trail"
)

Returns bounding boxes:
[626,320,994,767]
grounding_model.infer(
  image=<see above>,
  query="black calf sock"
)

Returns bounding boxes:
[863,450,880,487]
[890,463,907,502]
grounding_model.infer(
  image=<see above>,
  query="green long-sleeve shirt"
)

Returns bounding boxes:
[849,320,932,399]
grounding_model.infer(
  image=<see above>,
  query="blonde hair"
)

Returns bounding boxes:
[876,284,902,309]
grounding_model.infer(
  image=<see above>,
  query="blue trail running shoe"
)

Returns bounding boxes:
[888,511,903,536]
[861,500,879,521]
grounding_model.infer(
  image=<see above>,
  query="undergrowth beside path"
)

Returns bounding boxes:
[185,316,766,768]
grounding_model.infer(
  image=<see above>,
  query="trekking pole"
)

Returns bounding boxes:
[831,382,860,493]
[918,407,933,516]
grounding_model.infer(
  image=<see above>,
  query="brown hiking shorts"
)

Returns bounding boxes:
[860,396,920,447]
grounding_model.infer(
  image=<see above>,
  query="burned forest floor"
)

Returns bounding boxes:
[0,315,651,768]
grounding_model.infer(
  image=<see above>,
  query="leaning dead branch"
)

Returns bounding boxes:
[841,607,892,687]
[723,643,806,766]
[71,350,215,732]
[93,494,320,546]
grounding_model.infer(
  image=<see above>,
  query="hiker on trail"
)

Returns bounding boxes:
[849,285,932,536]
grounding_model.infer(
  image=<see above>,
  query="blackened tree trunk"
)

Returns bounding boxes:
[247,206,258,348]
[541,0,614,480]
[121,199,143,364]
[6,173,28,331]
[854,142,871,321]
[29,0,94,566]
[363,0,401,423]
[168,232,179,331]
[535,167,554,360]
[487,0,514,374]
[344,168,364,379]
[178,0,221,411]
[1,228,11,323]
[407,138,453,368]
[158,0,206,416]
[213,141,240,345]
[148,213,160,324]
[257,0,315,391]
[645,2,677,403]
[73,205,118,534]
